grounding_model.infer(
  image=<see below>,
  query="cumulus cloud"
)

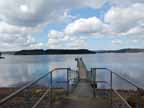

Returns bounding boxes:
[47,5,144,48]
[47,30,87,49]
[0,0,107,50]
[65,17,108,35]
[105,3,144,35]
[0,0,106,27]
[109,0,144,6]
[1,0,144,50]
[63,3,144,38]
[0,21,43,51]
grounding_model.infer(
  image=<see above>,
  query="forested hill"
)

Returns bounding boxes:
[14,49,96,55]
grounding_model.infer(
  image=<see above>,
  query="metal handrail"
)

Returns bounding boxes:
[91,67,143,108]
[32,68,79,108]
[113,89,132,108]
[95,68,141,89]
[32,90,49,108]
[94,80,132,108]
[0,68,69,106]
[68,69,79,93]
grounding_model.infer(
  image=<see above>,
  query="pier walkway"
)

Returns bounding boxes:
[72,58,92,97]
[53,58,111,108]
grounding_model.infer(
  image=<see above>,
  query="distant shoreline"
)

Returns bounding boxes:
[95,48,144,53]
[0,52,5,59]
[1,48,144,55]
[14,49,96,55]
[0,57,5,59]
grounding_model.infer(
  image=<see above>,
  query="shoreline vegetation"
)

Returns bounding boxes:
[0,87,66,108]
[14,49,96,55]
[1,48,144,55]
[0,87,143,108]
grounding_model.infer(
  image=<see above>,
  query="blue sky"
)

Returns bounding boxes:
[38,2,112,49]
[0,0,144,51]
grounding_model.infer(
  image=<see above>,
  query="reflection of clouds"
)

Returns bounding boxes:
[83,53,144,89]
[0,79,17,87]
[48,55,78,69]
[0,53,144,89]
[112,72,144,90]
[0,55,79,87]
[0,64,33,87]
[48,55,78,79]
[0,63,49,87]
[112,73,137,90]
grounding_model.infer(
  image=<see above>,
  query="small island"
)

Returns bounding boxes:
[0,52,4,59]
[14,49,96,55]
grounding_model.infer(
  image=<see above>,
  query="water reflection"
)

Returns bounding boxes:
[0,53,144,89]
[0,55,79,87]
[83,53,144,89]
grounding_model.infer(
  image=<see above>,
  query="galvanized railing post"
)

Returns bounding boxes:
[87,70,91,81]
[67,68,70,95]
[77,70,79,84]
[73,70,75,84]
[75,71,77,85]
[75,70,78,85]
[136,88,142,108]
[91,68,93,83]
[86,69,89,80]
[110,71,113,108]
[92,68,96,97]
[76,70,77,84]
[50,71,53,108]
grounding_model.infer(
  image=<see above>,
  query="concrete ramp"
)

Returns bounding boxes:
[72,80,93,97]
[54,96,111,108]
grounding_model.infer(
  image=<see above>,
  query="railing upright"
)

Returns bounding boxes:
[68,69,80,93]
[50,71,53,108]
[91,67,143,108]
[92,68,96,97]
[110,71,113,107]
[136,88,143,108]
[66,68,70,95]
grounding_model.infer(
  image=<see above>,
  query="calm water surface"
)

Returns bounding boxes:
[0,53,144,89]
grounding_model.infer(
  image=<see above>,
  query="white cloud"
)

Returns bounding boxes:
[47,6,144,48]
[65,17,108,35]
[1,0,144,50]
[112,40,122,45]
[0,21,43,51]
[105,3,144,35]
[0,0,106,27]
[132,39,138,43]
[0,21,40,34]
[0,0,107,50]
[47,30,87,49]
[20,4,29,13]
[29,42,47,49]
[63,3,144,38]
[109,0,144,6]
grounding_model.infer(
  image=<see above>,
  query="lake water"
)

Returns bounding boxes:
[0,53,144,89]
